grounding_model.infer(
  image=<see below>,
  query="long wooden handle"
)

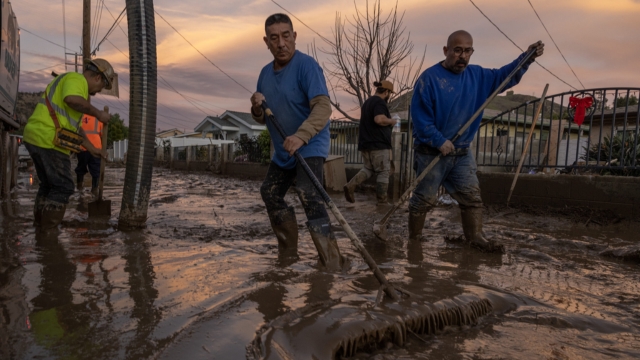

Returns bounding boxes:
[507,84,549,206]
[98,106,109,200]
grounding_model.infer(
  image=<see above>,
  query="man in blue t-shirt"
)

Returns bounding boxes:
[250,13,343,270]
[409,30,544,253]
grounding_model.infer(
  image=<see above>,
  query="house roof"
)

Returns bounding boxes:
[156,128,184,138]
[173,132,202,138]
[194,116,240,132]
[222,110,266,130]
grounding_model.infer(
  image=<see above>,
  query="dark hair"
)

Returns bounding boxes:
[373,81,387,94]
[265,13,293,32]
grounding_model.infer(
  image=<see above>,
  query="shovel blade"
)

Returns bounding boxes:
[372,221,387,241]
[88,199,112,219]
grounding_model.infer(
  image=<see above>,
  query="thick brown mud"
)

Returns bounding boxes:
[1,167,639,359]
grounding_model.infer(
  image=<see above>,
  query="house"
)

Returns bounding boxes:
[156,128,184,138]
[586,105,640,145]
[194,110,266,141]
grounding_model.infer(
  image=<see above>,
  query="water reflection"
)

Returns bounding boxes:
[0,197,28,359]
[122,232,161,359]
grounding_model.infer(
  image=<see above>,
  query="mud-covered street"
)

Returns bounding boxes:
[1,167,639,359]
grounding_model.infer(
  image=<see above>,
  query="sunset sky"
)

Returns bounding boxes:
[14,0,640,131]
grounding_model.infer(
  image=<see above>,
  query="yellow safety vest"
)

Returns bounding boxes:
[23,73,89,154]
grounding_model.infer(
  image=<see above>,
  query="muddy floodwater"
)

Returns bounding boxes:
[1,167,639,359]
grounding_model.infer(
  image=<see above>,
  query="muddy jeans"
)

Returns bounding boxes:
[25,142,74,206]
[261,157,328,221]
[358,149,391,184]
[408,151,483,213]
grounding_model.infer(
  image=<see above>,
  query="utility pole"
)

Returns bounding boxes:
[82,0,91,71]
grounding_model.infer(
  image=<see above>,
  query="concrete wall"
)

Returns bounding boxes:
[478,172,640,218]
[224,162,269,180]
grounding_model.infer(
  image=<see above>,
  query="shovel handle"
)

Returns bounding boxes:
[262,102,400,301]
[375,47,538,229]
[98,106,109,200]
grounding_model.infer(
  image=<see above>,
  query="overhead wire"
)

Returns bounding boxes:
[20,27,74,51]
[270,0,335,47]
[526,0,585,89]
[92,6,126,54]
[154,10,254,94]
[467,0,579,91]
[101,5,228,116]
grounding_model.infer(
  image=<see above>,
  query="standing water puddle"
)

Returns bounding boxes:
[1,168,638,359]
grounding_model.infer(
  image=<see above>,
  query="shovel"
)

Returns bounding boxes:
[373,47,538,240]
[88,106,111,219]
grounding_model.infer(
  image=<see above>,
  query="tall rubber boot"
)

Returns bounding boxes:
[268,207,299,266]
[40,203,66,233]
[375,182,390,205]
[460,207,505,253]
[33,196,46,227]
[76,174,84,191]
[306,217,344,272]
[408,211,427,241]
[343,171,369,203]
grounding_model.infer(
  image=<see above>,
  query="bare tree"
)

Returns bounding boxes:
[312,0,425,121]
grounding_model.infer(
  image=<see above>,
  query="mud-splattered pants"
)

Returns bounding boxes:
[408,151,483,213]
[75,150,101,188]
[354,149,391,184]
[25,142,74,206]
[261,157,328,221]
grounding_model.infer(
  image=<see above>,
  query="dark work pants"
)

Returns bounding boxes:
[25,142,74,205]
[75,151,101,187]
[260,157,328,222]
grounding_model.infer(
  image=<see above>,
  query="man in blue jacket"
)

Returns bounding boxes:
[250,13,343,270]
[409,30,544,252]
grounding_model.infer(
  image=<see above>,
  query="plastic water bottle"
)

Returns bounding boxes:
[392,114,401,132]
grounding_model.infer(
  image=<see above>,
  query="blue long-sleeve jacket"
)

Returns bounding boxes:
[410,52,531,149]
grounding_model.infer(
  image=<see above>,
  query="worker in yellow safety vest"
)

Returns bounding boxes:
[75,114,104,198]
[23,58,114,233]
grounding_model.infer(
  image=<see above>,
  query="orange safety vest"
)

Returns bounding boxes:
[80,114,103,150]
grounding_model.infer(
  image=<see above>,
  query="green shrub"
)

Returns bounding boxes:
[582,133,640,176]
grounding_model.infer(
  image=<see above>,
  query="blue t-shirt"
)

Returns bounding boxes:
[257,50,330,169]
[411,52,531,149]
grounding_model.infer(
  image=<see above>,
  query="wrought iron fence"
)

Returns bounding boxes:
[475,87,640,175]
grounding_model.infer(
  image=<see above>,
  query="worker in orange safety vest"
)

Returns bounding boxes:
[75,114,104,197]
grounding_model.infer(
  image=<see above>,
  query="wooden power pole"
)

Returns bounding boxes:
[82,0,91,69]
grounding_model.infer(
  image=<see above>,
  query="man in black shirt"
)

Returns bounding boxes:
[344,80,398,205]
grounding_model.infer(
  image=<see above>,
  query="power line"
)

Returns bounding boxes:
[92,6,126,54]
[154,9,254,94]
[270,0,335,47]
[526,0,585,89]
[103,37,220,118]
[20,27,73,51]
[20,63,66,76]
[101,6,225,117]
[467,0,579,91]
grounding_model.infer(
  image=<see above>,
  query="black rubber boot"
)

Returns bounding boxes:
[40,203,66,233]
[343,171,369,203]
[408,211,427,241]
[76,174,84,191]
[33,196,46,227]
[268,207,299,266]
[306,217,344,272]
[460,207,505,254]
[375,182,390,205]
